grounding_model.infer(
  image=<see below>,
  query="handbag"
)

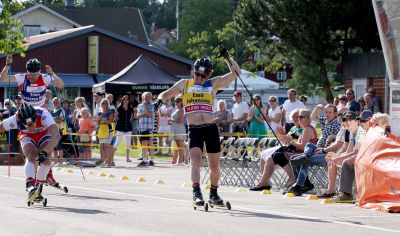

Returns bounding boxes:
[98,123,110,139]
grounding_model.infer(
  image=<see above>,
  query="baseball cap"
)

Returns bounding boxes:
[234,91,242,97]
[342,111,357,121]
[358,110,373,121]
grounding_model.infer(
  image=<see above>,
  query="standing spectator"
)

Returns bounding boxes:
[14,94,22,109]
[113,95,134,162]
[169,97,186,165]
[93,92,104,117]
[310,104,341,148]
[282,89,307,133]
[299,95,308,106]
[247,94,267,138]
[267,96,282,134]
[345,89,361,115]
[215,100,232,133]
[157,99,173,154]
[1,99,17,119]
[231,91,249,132]
[97,98,114,168]
[357,96,365,112]
[363,93,378,114]
[72,97,86,132]
[107,93,116,112]
[367,87,381,112]
[44,89,54,111]
[136,92,155,167]
[78,108,94,159]
[51,97,65,166]
[337,94,347,110]
[129,92,140,150]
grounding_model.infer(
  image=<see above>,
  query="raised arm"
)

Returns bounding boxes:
[0,56,16,82]
[211,57,241,90]
[45,65,64,89]
[158,80,184,103]
[311,104,324,123]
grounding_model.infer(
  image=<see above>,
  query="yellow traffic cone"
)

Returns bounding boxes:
[203,184,211,189]
[87,171,95,175]
[320,199,334,204]
[154,179,165,184]
[306,195,319,200]
[180,182,190,188]
[107,174,115,178]
[284,192,296,198]
[235,187,246,193]
[136,177,146,183]
[98,172,107,177]
[260,189,272,195]
[120,176,129,181]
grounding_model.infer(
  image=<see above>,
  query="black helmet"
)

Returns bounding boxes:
[26,58,41,73]
[194,56,213,75]
[17,103,37,125]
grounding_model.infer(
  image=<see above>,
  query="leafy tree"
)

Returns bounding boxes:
[172,0,233,58]
[234,0,380,103]
[0,0,26,56]
[22,0,64,8]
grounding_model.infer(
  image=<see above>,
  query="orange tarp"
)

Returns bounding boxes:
[355,127,400,213]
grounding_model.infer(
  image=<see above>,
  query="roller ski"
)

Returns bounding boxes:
[208,187,231,210]
[45,168,68,193]
[27,184,47,207]
[192,186,208,212]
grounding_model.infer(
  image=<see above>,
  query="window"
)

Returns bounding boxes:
[24,25,41,37]
[277,71,287,81]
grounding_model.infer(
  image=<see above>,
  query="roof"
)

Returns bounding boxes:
[50,7,150,44]
[94,54,180,94]
[223,69,280,90]
[151,28,172,41]
[5,25,192,66]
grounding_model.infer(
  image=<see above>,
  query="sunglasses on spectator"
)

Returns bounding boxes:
[253,97,261,101]
[194,72,207,78]
[339,97,347,100]
[5,103,9,105]
[175,100,181,103]
[269,99,276,102]
[298,115,306,119]
[300,100,305,102]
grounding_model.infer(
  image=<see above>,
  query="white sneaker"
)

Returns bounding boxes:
[173,162,184,166]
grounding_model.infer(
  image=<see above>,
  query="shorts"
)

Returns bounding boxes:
[271,146,298,167]
[139,130,152,141]
[171,124,186,141]
[158,124,171,134]
[99,132,113,144]
[20,131,51,149]
[188,123,220,153]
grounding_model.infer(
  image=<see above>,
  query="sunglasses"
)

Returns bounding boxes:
[339,98,347,100]
[194,72,207,78]
[5,103,9,105]
[300,100,305,102]
[269,100,276,102]
[175,100,181,103]
[298,115,306,119]
[253,98,260,100]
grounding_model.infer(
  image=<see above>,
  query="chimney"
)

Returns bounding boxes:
[65,0,75,10]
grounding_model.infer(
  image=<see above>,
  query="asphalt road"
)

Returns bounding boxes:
[0,158,399,236]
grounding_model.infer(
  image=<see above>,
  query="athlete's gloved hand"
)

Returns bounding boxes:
[154,99,163,112]
[36,151,48,166]
[218,42,229,58]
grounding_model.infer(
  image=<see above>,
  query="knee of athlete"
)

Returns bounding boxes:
[209,164,220,172]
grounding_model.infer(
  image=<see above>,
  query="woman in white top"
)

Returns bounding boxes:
[267,96,282,133]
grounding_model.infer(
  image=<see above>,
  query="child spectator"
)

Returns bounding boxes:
[78,108,95,159]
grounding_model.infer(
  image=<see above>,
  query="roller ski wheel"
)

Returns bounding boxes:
[47,182,68,193]
[193,202,208,212]
[208,201,231,210]
[26,187,39,207]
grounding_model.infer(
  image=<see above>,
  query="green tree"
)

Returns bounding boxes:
[0,0,26,56]
[234,0,380,103]
[172,0,233,57]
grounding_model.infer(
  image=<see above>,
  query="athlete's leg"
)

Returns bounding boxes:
[21,142,39,186]
[190,147,202,184]
[207,153,221,186]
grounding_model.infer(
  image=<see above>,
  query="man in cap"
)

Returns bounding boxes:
[157,54,240,207]
[231,90,249,133]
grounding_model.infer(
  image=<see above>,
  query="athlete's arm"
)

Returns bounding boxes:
[41,124,61,154]
[45,65,64,89]
[0,115,17,132]
[158,80,184,102]
[0,56,16,82]
[211,57,241,90]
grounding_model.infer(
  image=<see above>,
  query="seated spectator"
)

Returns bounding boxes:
[267,96,282,134]
[357,96,365,112]
[370,112,390,133]
[326,111,371,203]
[311,104,341,149]
[289,107,350,196]
[78,108,94,159]
[282,89,307,133]
[247,94,268,139]
[215,100,232,133]
[249,109,317,191]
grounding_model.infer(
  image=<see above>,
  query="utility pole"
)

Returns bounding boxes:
[176,0,179,41]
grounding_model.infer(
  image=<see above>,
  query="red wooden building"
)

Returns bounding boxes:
[0,25,192,105]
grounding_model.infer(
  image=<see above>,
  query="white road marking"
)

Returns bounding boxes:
[1,175,399,233]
